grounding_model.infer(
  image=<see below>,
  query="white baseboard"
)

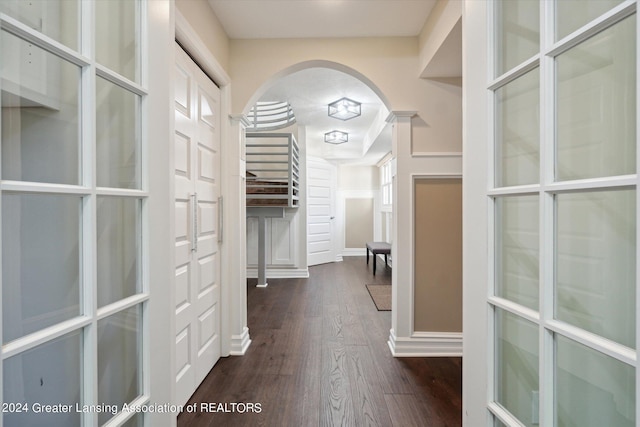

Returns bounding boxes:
[387,329,462,357]
[246,268,310,279]
[342,248,366,256]
[229,327,251,356]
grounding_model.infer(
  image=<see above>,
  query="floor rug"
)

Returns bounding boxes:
[365,284,391,311]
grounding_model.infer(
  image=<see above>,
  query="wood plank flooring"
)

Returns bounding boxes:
[177,257,462,427]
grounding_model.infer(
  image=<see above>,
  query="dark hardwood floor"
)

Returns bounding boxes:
[177,257,462,427]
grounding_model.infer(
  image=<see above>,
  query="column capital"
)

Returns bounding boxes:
[385,110,418,123]
[229,114,252,128]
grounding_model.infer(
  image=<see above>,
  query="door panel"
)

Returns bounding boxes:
[174,43,221,406]
[307,157,336,266]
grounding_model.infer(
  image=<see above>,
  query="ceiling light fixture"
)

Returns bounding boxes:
[324,130,348,144]
[328,97,361,121]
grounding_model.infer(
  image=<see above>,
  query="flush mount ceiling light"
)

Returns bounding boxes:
[324,130,348,144]
[328,97,361,121]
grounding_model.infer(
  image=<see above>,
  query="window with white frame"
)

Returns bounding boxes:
[381,156,392,207]
[0,1,149,426]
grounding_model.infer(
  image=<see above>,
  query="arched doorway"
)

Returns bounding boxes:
[243,62,394,284]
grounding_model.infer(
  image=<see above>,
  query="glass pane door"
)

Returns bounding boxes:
[488,1,637,426]
[0,1,148,426]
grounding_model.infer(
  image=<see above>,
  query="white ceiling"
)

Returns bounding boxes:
[208,0,437,39]
[208,0,439,165]
[259,67,390,164]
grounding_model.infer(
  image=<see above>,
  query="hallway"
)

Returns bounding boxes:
[177,257,462,426]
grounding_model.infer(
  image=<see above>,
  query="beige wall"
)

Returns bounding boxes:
[413,0,462,153]
[229,37,461,153]
[338,165,379,191]
[176,0,230,74]
[345,198,374,249]
[413,178,462,332]
[339,165,377,250]
[418,0,462,77]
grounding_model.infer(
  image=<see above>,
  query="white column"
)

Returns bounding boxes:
[223,114,251,356]
[386,111,417,355]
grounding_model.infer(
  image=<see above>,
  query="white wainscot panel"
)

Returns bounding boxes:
[271,214,296,266]
[246,217,259,265]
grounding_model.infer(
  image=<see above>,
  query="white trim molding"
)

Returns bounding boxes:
[342,248,367,256]
[388,329,463,357]
[229,327,251,356]
[411,151,463,158]
[386,110,419,123]
[246,268,310,279]
[175,11,230,86]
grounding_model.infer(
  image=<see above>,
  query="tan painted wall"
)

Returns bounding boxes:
[345,198,374,249]
[413,178,462,332]
[176,0,230,74]
[229,37,461,152]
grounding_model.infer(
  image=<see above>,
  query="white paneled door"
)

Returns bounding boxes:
[307,157,337,266]
[174,44,222,406]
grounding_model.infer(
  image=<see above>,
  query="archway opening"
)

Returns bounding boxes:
[244,61,394,309]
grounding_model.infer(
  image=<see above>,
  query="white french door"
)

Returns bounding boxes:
[1,1,151,426]
[464,1,638,426]
[307,156,336,266]
[174,44,222,406]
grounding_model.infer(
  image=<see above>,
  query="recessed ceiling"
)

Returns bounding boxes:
[258,67,390,164]
[208,0,437,39]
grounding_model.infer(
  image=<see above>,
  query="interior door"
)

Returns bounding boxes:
[174,43,222,406]
[307,157,336,266]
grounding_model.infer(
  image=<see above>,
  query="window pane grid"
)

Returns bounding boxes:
[555,16,636,182]
[555,334,635,426]
[545,318,636,367]
[494,307,540,427]
[0,13,90,68]
[489,296,540,324]
[488,401,530,427]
